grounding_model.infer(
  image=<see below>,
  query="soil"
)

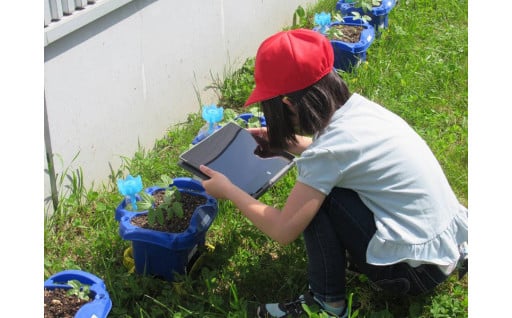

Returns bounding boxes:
[330,25,364,43]
[44,288,91,318]
[130,190,207,233]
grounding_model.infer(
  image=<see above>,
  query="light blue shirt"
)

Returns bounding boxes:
[295,93,468,273]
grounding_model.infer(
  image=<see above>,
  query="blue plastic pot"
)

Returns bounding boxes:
[235,113,267,127]
[118,177,218,281]
[327,16,375,71]
[336,0,396,34]
[44,270,112,318]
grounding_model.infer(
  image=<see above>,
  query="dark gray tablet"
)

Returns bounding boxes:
[178,122,295,199]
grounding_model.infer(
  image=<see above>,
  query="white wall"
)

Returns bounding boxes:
[44,0,316,211]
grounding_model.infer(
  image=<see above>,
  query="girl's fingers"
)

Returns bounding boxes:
[199,165,214,177]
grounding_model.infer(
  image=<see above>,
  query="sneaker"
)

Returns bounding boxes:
[256,291,347,318]
[457,242,468,280]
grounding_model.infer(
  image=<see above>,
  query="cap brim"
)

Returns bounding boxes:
[244,86,283,107]
[243,91,260,107]
[243,87,268,107]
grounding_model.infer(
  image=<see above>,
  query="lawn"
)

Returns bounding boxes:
[44,0,468,317]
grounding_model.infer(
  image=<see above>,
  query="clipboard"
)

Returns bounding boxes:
[178,122,295,199]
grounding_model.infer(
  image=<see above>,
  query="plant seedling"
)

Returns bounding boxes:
[343,0,376,23]
[354,0,381,12]
[137,175,184,227]
[66,280,91,301]
[220,107,263,128]
[350,11,372,24]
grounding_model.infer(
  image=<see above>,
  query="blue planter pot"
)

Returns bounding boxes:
[327,16,375,71]
[44,270,112,318]
[336,0,396,34]
[118,177,218,282]
[235,113,267,127]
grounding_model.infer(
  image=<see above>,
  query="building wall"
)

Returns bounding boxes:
[44,0,315,212]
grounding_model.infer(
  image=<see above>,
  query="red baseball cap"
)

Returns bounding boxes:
[244,28,334,107]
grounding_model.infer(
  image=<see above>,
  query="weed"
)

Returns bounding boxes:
[44,152,86,218]
[301,292,360,318]
[292,5,311,29]
[205,57,256,110]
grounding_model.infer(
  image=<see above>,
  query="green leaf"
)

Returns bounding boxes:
[67,280,81,290]
[301,304,313,315]
[247,117,261,128]
[163,192,174,206]
[293,5,306,24]
[222,109,239,123]
[171,188,181,201]
[234,118,247,127]
[159,175,174,187]
[156,210,164,225]
[332,12,343,23]
[247,106,261,116]
[172,202,184,218]
[137,201,153,210]
[139,191,153,202]
[137,191,154,210]
[148,210,156,225]
[296,5,305,18]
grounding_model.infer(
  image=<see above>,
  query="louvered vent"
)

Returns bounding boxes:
[44,0,97,27]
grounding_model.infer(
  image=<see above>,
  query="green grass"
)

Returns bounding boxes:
[44,0,468,316]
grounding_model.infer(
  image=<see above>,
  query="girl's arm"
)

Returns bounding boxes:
[199,164,325,245]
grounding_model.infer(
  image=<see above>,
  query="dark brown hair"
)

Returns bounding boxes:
[260,70,351,150]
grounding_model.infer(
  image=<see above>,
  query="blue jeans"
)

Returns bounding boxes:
[303,188,449,303]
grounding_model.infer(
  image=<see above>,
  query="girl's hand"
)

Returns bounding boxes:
[199,165,235,199]
[247,127,277,158]
[247,127,268,140]
[248,127,311,156]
